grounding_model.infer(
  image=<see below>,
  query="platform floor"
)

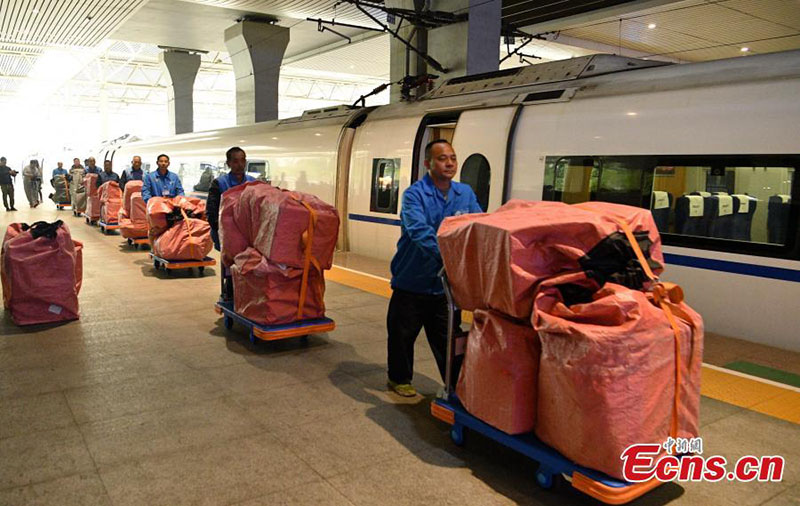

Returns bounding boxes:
[1,205,798,505]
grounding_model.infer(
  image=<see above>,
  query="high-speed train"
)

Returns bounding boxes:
[112,49,800,352]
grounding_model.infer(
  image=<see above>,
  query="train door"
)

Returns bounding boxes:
[449,106,520,212]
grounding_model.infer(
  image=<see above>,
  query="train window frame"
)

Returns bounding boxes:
[541,154,800,260]
[370,157,401,214]
[460,153,491,211]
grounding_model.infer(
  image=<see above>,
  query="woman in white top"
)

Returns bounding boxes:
[22,160,42,208]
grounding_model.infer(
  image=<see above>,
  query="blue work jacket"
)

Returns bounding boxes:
[52,168,68,179]
[390,173,482,295]
[85,166,102,175]
[141,170,184,202]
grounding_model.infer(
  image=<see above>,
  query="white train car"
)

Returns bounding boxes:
[113,49,800,351]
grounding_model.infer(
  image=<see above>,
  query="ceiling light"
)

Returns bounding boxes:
[271,137,278,140]
[647,23,656,29]
[626,112,638,116]
[314,133,322,136]
[238,139,245,142]
[32,8,39,14]
[740,47,749,52]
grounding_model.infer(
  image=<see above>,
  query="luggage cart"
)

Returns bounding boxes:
[73,208,83,217]
[150,252,215,276]
[56,203,72,211]
[430,271,670,505]
[83,213,98,226]
[98,220,120,234]
[214,300,335,345]
[125,237,149,250]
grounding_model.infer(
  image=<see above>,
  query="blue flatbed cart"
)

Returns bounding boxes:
[150,252,215,276]
[430,272,668,505]
[214,300,335,345]
[98,220,120,234]
[125,237,149,250]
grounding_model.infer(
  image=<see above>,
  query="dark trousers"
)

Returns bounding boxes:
[1,184,13,209]
[387,288,460,384]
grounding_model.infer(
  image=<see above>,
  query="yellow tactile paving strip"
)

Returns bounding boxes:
[329,265,800,426]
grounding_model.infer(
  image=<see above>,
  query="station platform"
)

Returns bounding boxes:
[0,205,798,505]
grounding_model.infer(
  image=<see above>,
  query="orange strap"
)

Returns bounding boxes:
[589,211,692,440]
[179,208,197,260]
[294,198,319,320]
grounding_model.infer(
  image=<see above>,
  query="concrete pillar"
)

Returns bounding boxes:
[427,0,501,79]
[224,20,289,125]
[159,49,201,135]
[387,0,501,101]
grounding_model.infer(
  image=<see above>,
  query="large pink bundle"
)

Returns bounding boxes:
[234,183,339,270]
[123,180,143,214]
[146,197,174,239]
[99,181,121,202]
[119,219,148,239]
[1,221,83,325]
[532,273,703,480]
[456,309,539,435]
[219,183,252,267]
[232,247,325,325]
[153,218,212,261]
[85,195,101,221]
[84,174,99,197]
[438,200,664,319]
[100,199,121,224]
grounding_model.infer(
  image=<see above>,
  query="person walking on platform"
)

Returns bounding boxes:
[207,147,256,302]
[0,157,18,211]
[96,160,120,188]
[386,139,483,397]
[207,147,255,251]
[120,156,144,189]
[22,160,42,208]
[84,157,101,175]
[141,154,184,202]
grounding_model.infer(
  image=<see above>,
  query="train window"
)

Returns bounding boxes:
[370,158,400,214]
[460,153,490,211]
[543,155,798,256]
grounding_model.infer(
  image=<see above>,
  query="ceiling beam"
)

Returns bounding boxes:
[519,0,687,34]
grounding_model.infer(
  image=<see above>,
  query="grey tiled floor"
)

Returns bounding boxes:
[0,205,798,505]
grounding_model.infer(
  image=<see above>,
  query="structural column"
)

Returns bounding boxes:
[427,0,501,79]
[159,49,201,135]
[224,20,289,125]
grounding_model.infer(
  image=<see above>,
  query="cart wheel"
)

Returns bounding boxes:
[100,226,105,234]
[299,335,309,345]
[85,217,89,224]
[249,331,257,345]
[133,244,139,250]
[198,266,205,274]
[224,316,233,330]
[153,260,159,269]
[165,268,172,276]
[450,425,465,446]
[536,470,554,489]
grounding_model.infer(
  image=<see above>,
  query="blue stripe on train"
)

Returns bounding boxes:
[348,213,402,226]
[663,253,800,283]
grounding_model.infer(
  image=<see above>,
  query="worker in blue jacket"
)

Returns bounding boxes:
[120,156,144,189]
[96,160,120,187]
[387,139,483,397]
[51,162,69,181]
[141,154,184,202]
[84,157,102,175]
[206,146,255,251]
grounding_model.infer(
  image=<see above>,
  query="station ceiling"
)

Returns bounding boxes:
[0,0,799,141]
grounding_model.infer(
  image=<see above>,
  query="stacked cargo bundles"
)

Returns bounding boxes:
[220,181,339,325]
[1,221,83,325]
[146,196,212,261]
[438,200,702,479]
[99,181,122,224]
[83,174,101,220]
[49,174,71,205]
[118,181,147,239]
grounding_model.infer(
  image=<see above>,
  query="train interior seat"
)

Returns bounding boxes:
[675,194,711,237]
[707,193,736,239]
[650,191,673,233]
[732,194,758,242]
[768,194,792,244]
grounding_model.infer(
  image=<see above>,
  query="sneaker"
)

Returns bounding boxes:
[387,380,417,397]
[9,207,16,211]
